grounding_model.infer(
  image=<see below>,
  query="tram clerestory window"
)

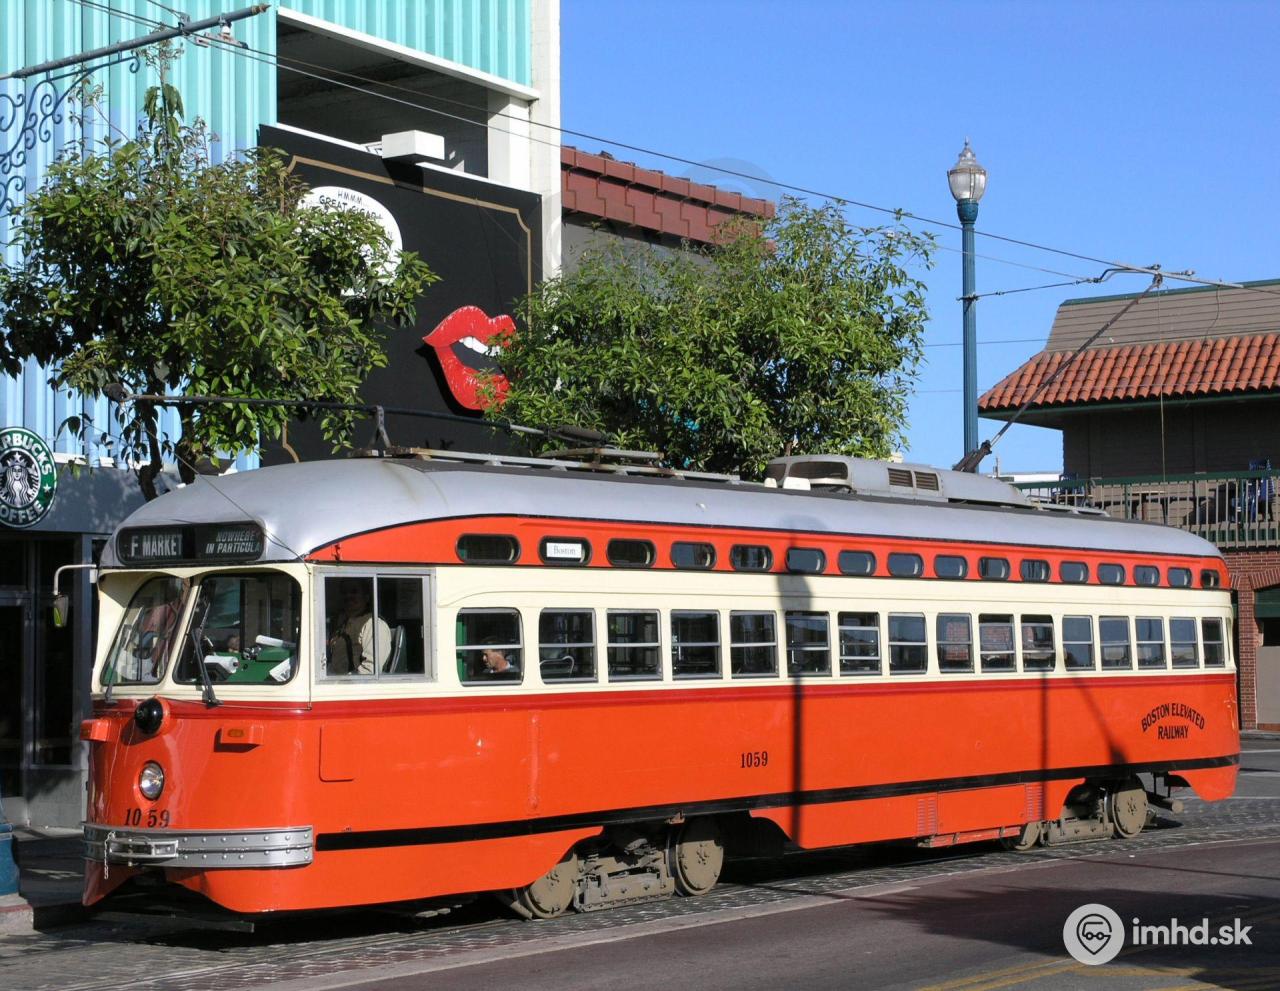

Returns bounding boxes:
[837,550,876,576]
[608,610,661,680]
[785,611,830,675]
[1059,561,1089,584]
[730,611,778,677]
[978,614,1016,672]
[102,576,189,687]
[457,609,523,684]
[887,553,923,578]
[838,612,881,675]
[934,555,968,579]
[978,557,1010,581]
[174,572,301,685]
[1134,566,1160,587]
[731,545,773,572]
[785,548,826,574]
[1167,567,1192,588]
[1020,615,1056,671]
[1099,616,1132,669]
[1019,559,1050,583]
[672,611,721,678]
[1098,564,1126,586]
[539,610,596,682]
[937,614,973,672]
[888,613,927,674]
[671,542,716,570]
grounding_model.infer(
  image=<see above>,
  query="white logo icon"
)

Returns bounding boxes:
[1063,902,1124,965]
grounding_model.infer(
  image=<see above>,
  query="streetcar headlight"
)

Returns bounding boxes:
[139,761,165,801]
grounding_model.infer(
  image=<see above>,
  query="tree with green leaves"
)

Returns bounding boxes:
[0,82,436,499]
[489,198,933,477]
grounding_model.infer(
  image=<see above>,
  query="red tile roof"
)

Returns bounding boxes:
[979,333,1280,414]
[562,146,775,245]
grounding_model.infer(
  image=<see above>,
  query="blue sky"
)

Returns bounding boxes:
[561,0,1280,474]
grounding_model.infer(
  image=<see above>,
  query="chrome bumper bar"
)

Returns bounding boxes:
[84,823,313,868]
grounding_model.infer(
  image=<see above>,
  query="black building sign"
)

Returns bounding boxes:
[258,126,542,462]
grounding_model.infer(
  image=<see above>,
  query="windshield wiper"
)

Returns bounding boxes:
[189,599,221,708]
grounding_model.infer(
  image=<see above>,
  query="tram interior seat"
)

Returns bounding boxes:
[383,626,408,674]
[540,652,576,678]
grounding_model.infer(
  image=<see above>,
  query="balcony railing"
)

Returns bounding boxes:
[1013,469,1280,549]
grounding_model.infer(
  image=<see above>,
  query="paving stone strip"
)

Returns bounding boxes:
[3,798,1278,991]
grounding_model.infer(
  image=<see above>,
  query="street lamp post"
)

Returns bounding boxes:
[947,140,988,461]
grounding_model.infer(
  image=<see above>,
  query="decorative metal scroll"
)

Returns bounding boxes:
[0,54,140,217]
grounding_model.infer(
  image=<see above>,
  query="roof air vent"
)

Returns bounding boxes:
[914,471,941,491]
[887,467,914,488]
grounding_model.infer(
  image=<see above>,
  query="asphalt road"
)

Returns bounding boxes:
[3,739,1277,991]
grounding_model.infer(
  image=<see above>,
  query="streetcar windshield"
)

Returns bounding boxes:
[174,572,301,685]
[101,576,190,687]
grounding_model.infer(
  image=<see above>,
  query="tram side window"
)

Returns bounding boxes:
[671,542,715,570]
[1019,560,1050,583]
[785,611,831,675]
[1168,567,1192,588]
[539,610,596,682]
[1134,566,1160,587]
[1200,569,1221,589]
[1021,615,1056,671]
[785,548,826,574]
[937,614,973,673]
[1136,617,1167,668]
[838,550,876,576]
[1100,616,1132,669]
[608,611,662,680]
[887,553,923,578]
[1063,616,1095,670]
[838,612,881,675]
[934,555,967,579]
[1059,561,1089,584]
[1202,618,1226,667]
[731,545,773,572]
[324,576,425,679]
[672,611,721,678]
[978,614,1015,672]
[173,573,302,685]
[457,609,523,684]
[730,612,778,677]
[607,539,655,568]
[888,613,927,674]
[1170,617,1199,668]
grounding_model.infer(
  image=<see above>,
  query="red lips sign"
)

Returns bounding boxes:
[423,306,514,411]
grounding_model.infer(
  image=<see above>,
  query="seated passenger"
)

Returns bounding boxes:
[326,580,390,675]
[482,644,520,679]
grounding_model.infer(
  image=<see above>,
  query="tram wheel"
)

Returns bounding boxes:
[1107,780,1148,839]
[1000,820,1043,852]
[510,850,580,919]
[672,818,724,896]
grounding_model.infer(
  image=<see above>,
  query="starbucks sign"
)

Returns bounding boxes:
[0,427,58,528]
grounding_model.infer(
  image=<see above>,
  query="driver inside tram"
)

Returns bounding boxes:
[326,579,390,676]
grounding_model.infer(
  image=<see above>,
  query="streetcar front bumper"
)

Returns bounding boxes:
[84,824,313,869]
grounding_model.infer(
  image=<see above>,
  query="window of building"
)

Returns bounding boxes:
[1134,565,1160,587]
[1202,618,1226,667]
[1021,614,1056,672]
[540,537,590,566]
[539,610,596,682]
[937,614,973,673]
[1170,617,1199,668]
[785,611,830,675]
[1136,617,1166,668]
[607,610,661,680]
[838,612,880,675]
[1020,559,1050,583]
[1063,616,1095,670]
[456,534,519,564]
[1167,567,1192,588]
[934,555,968,579]
[730,612,777,677]
[888,552,923,578]
[978,614,1016,672]
[672,611,721,678]
[785,548,826,574]
[1059,561,1089,584]
[672,542,715,570]
[1100,616,1132,669]
[1200,569,1221,589]
[838,550,876,576]
[321,575,425,679]
[888,613,927,673]
[457,609,522,684]
[1098,564,1126,585]
[979,557,1010,581]
[607,539,654,568]
[730,545,772,572]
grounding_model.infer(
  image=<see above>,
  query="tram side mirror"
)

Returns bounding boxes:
[52,594,70,628]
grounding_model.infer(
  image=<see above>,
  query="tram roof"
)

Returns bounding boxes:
[100,456,1221,567]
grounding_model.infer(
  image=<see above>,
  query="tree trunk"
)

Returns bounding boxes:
[135,401,163,502]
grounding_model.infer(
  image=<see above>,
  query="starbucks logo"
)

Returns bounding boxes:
[0,427,58,529]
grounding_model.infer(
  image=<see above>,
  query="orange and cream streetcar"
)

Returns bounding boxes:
[80,450,1239,918]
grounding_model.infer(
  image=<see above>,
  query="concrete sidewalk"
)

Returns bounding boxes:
[0,826,87,933]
